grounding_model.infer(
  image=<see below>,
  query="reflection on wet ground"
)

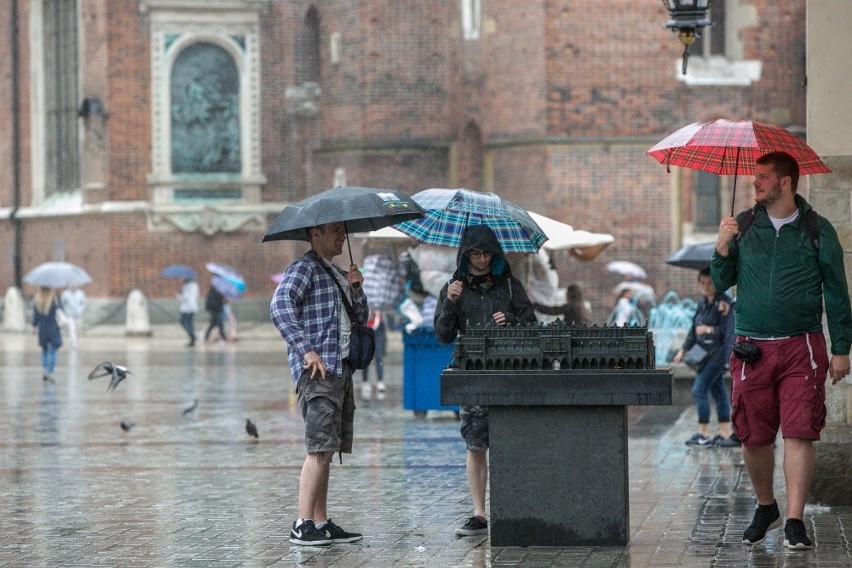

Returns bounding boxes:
[1,326,851,567]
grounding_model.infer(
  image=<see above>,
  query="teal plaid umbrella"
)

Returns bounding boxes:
[394,188,546,253]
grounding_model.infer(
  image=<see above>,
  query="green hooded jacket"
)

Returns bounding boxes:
[711,195,852,355]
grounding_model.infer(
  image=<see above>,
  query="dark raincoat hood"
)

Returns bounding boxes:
[454,224,509,279]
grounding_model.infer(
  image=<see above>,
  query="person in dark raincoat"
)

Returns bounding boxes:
[433,224,537,537]
[32,286,63,382]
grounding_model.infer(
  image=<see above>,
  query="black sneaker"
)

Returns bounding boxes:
[289,520,332,546]
[712,434,742,448]
[783,518,813,550]
[454,516,488,536]
[742,502,781,545]
[685,433,713,447]
[322,518,363,543]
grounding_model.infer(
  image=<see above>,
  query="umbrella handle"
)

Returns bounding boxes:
[729,148,741,217]
[343,222,360,289]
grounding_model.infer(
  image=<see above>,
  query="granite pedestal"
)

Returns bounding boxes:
[441,370,672,547]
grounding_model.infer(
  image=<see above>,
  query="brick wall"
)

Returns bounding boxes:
[0,0,809,319]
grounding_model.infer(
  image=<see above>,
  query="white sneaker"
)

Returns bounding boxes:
[360,382,373,400]
[376,382,386,400]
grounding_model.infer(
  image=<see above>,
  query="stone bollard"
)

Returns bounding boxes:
[125,289,152,336]
[3,286,28,331]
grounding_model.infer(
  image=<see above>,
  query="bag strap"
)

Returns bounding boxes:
[314,255,360,326]
[735,207,757,244]
[737,206,820,250]
[804,208,820,250]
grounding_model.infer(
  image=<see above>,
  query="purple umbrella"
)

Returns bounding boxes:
[211,276,245,299]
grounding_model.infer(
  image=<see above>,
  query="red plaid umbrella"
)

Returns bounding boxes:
[646,119,831,214]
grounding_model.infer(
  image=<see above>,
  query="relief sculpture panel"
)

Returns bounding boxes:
[171,42,241,174]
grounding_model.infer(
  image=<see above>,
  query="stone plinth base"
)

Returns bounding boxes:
[442,370,672,546]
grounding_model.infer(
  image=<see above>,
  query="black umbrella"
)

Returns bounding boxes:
[263,186,425,260]
[665,241,717,270]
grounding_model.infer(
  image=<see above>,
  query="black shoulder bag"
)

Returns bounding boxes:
[316,260,376,370]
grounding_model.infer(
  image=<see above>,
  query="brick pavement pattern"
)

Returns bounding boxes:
[1,324,851,567]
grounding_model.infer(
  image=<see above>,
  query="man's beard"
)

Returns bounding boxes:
[756,182,782,207]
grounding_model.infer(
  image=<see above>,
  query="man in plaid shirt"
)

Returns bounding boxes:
[270,221,367,547]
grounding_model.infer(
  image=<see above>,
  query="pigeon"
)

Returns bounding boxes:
[120,421,135,432]
[245,418,259,440]
[88,362,133,392]
[182,399,199,418]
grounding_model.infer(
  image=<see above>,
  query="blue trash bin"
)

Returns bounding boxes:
[403,328,457,416]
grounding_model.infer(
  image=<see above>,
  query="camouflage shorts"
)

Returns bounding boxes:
[459,405,489,451]
[296,363,355,454]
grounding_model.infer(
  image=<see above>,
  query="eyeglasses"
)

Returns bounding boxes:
[468,250,492,258]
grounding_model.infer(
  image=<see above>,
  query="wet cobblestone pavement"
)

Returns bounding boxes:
[2,324,852,567]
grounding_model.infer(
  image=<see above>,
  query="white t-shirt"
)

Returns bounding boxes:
[60,288,88,318]
[768,210,799,233]
[322,258,351,359]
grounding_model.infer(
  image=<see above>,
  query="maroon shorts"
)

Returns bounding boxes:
[730,333,828,448]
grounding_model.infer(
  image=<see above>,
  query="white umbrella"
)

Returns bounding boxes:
[526,211,614,253]
[24,262,92,288]
[360,225,413,240]
[606,260,648,280]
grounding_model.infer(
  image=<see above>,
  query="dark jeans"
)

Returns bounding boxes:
[361,319,386,382]
[204,309,227,341]
[179,312,195,342]
[691,356,731,424]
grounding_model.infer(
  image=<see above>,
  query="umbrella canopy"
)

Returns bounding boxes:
[646,119,832,215]
[205,263,246,292]
[646,119,831,175]
[24,262,92,288]
[359,209,613,259]
[160,264,198,280]
[360,225,414,241]
[262,187,424,243]
[665,241,717,270]
[606,260,647,280]
[394,188,547,253]
[526,211,614,254]
[211,275,245,300]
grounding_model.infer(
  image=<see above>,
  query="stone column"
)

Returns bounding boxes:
[807,0,852,504]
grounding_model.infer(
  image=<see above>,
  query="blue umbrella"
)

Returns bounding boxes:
[160,264,198,280]
[394,188,546,253]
